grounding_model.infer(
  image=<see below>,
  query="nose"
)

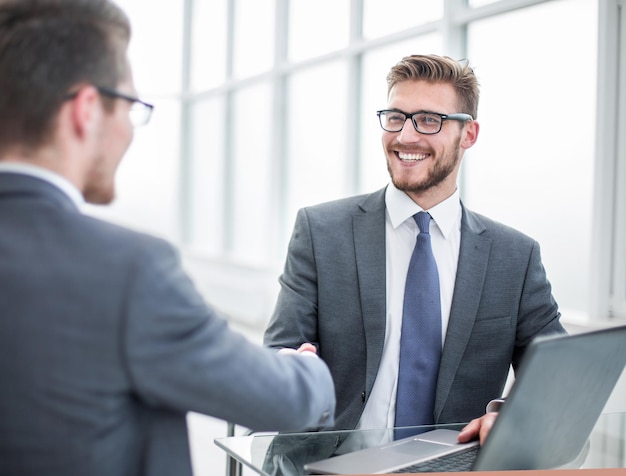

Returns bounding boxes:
[397,117,422,143]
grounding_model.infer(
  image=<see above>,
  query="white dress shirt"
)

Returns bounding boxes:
[339,183,462,452]
[0,162,84,209]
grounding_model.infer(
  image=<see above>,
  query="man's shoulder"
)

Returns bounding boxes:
[462,206,537,245]
[301,187,386,217]
[74,212,175,258]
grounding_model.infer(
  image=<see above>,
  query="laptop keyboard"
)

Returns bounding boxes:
[391,445,480,473]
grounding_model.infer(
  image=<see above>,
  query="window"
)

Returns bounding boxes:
[107,0,625,328]
[289,0,350,61]
[231,83,273,264]
[464,0,597,316]
[285,62,349,229]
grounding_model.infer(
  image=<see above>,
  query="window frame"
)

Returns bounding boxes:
[592,0,626,320]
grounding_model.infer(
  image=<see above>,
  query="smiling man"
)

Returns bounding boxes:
[264,54,565,445]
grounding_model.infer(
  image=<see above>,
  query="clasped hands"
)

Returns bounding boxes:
[277,343,318,357]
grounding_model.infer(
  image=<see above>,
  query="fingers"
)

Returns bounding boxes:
[277,347,298,355]
[297,343,317,354]
[457,417,481,443]
[457,412,498,445]
[278,343,318,356]
[478,412,497,445]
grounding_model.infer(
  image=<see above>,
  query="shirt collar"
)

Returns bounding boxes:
[385,182,461,239]
[0,162,85,209]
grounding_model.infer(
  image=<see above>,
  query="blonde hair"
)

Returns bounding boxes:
[386,54,480,119]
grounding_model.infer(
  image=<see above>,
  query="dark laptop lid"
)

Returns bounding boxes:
[474,325,626,471]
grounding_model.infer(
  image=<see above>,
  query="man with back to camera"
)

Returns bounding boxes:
[0,1,335,475]
[264,54,566,446]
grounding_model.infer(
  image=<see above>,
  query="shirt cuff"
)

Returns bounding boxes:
[486,398,506,413]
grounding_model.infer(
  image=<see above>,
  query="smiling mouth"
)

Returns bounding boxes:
[397,151,429,162]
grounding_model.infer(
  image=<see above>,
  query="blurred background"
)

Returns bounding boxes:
[87,0,626,473]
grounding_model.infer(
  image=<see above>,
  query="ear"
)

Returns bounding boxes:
[460,120,479,150]
[67,85,102,139]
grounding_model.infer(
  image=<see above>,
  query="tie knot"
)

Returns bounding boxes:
[414,211,431,234]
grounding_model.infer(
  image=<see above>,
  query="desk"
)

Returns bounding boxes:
[215,412,626,475]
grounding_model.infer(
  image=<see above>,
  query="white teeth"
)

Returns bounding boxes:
[398,152,428,161]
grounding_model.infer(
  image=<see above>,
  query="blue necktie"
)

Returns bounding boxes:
[394,211,442,439]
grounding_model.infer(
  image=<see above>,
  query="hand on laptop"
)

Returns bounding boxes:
[457,412,498,446]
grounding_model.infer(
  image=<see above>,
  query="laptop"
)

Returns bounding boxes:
[304,325,626,474]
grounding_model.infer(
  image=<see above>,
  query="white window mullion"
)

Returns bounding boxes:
[591,0,623,320]
[611,0,626,318]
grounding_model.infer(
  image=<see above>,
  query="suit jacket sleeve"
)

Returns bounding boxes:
[264,196,386,431]
[264,207,320,350]
[511,239,565,368]
[121,237,335,432]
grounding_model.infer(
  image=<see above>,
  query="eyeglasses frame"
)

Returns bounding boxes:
[64,85,154,127]
[376,109,473,135]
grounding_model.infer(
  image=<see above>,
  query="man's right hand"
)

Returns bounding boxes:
[277,343,318,357]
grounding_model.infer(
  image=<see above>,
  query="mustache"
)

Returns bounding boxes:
[391,144,433,155]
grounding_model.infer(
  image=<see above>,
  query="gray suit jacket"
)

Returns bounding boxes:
[264,187,564,430]
[0,173,335,476]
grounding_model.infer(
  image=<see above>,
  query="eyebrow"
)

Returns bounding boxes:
[385,108,445,115]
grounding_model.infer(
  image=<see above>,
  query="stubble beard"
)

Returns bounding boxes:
[83,153,117,205]
[387,137,462,194]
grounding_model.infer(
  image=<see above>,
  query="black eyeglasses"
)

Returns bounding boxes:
[65,86,154,127]
[376,109,473,135]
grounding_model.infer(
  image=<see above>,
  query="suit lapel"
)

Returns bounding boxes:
[353,188,387,395]
[435,205,491,419]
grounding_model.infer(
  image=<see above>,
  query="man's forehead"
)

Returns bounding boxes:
[387,80,458,110]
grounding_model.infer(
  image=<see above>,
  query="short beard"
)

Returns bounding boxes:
[388,137,462,194]
[83,155,116,205]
